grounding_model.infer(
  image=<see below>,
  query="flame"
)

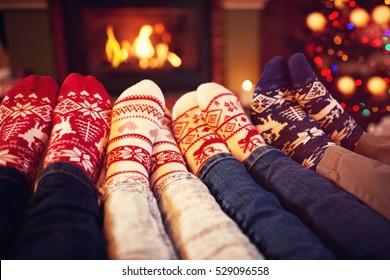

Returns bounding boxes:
[105,23,182,69]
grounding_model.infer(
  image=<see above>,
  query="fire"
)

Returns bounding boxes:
[105,23,182,69]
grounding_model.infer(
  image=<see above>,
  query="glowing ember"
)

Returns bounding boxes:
[105,23,182,69]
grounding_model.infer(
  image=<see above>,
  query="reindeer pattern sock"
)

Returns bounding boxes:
[288,53,364,150]
[43,73,112,184]
[197,82,266,162]
[0,75,58,184]
[172,91,230,175]
[250,56,334,169]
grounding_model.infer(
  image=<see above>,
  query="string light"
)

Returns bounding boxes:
[337,76,356,96]
[372,5,390,25]
[362,109,371,116]
[306,12,327,31]
[367,76,387,97]
[306,1,389,121]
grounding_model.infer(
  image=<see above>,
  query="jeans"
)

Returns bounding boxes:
[245,145,390,259]
[15,162,107,259]
[101,177,178,260]
[198,153,334,260]
[155,172,262,259]
[0,167,31,259]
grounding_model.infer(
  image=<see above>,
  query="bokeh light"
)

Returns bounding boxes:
[372,5,390,25]
[242,80,253,91]
[350,8,370,28]
[306,12,327,32]
[337,76,356,96]
[367,76,387,97]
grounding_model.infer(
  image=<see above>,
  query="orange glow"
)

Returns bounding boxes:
[105,23,182,69]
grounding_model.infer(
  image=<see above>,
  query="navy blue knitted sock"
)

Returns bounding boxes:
[288,53,364,151]
[251,56,334,170]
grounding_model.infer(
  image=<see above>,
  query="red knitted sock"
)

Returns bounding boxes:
[0,75,58,185]
[43,73,112,184]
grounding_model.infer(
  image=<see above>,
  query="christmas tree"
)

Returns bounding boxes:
[303,0,390,130]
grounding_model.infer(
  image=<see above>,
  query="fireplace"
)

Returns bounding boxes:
[49,0,222,96]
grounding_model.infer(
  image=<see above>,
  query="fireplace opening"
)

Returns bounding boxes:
[50,0,215,96]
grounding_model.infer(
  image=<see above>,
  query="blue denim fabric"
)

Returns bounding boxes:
[0,167,31,259]
[245,145,390,259]
[16,162,107,260]
[197,153,334,260]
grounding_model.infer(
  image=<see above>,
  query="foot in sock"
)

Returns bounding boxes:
[43,73,112,185]
[149,109,188,195]
[105,79,165,186]
[288,53,364,150]
[172,91,229,175]
[250,56,334,170]
[196,82,266,163]
[0,75,58,186]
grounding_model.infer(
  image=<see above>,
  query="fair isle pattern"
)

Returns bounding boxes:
[197,85,265,163]
[293,78,363,150]
[111,94,165,129]
[106,145,150,175]
[149,111,188,195]
[250,56,334,170]
[251,83,334,170]
[289,53,364,150]
[172,92,229,175]
[0,75,58,184]
[43,74,112,184]
[104,80,165,187]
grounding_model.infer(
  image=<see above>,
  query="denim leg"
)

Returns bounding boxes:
[0,167,31,259]
[198,153,334,260]
[245,145,390,259]
[16,162,107,259]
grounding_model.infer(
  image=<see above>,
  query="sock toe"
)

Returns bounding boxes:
[172,91,197,121]
[258,56,288,83]
[116,79,165,109]
[40,76,59,96]
[288,53,317,85]
[196,82,231,110]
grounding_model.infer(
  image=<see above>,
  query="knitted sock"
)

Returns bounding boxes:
[105,79,165,186]
[197,82,266,162]
[250,56,334,170]
[172,91,229,175]
[0,75,58,185]
[102,80,179,260]
[149,109,188,195]
[43,73,112,185]
[288,53,364,150]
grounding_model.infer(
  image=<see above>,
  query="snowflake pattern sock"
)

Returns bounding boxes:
[105,79,165,186]
[149,109,188,195]
[172,91,229,175]
[250,56,334,170]
[196,82,266,162]
[43,73,112,185]
[0,75,58,185]
[288,53,364,150]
